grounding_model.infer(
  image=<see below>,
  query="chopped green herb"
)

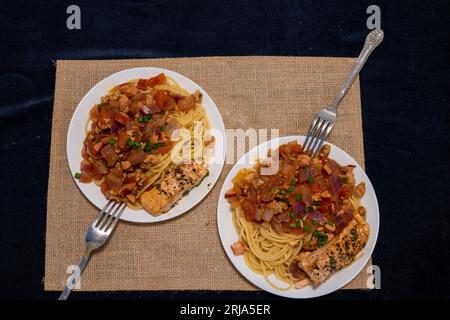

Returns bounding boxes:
[139,114,152,123]
[311,219,318,226]
[289,211,296,218]
[108,138,117,145]
[304,206,311,213]
[290,223,297,228]
[287,186,295,193]
[144,141,152,153]
[303,225,313,232]
[313,231,328,247]
[295,195,303,202]
[344,242,350,252]
[126,138,141,150]
[308,176,314,185]
[97,103,102,111]
[279,190,287,195]
[159,126,166,131]
[350,228,358,242]
[326,220,335,226]
[290,178,296,186]
[329,256,336,270]
[74,172,81,179]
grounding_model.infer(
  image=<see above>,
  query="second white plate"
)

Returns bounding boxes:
[217,135,379,298]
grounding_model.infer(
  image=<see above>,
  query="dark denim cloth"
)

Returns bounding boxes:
[0,0,448,299]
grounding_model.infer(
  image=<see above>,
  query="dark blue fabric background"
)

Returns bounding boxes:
[0,0,448,299]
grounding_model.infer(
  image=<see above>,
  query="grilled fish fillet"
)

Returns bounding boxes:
[297,214,370,285]
[140,162,207,216]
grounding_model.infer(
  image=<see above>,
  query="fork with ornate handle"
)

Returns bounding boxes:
[303,29,384,157]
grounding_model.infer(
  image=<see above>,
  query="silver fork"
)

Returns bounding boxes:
[303,29,384,157]
[58,200,126,300]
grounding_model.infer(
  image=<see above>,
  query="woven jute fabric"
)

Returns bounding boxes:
[45,57,370,291]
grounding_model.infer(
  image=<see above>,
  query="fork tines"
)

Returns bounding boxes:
[95,200,126,233]
[303,117,335,158]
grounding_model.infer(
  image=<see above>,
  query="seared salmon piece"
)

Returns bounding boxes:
[140,162,207,216]
[297,214,370,285]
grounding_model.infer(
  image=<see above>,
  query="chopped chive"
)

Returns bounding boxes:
[279,190,287,195]
[144,141,152,153]
[109,138,117,145]
[139,114,152,123]
[74,172,81,179]
[97,103,102,110]
[290,211,296,218]
[126,138,133,146]
[308,176,314,185]
[290,178,296,186]
[350,228,358,242]
[303,226,313,232]
[295,195,302,202]
[329,256,336,270]
[313,231,328,247]
[159,126,166,131]
[290,223,297,228]
[326,220,335,226]
[287,186,295,193]
[312,219,318,226]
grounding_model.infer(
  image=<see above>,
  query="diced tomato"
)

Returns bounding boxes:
[128,150,147,165]
[137,79,147,90]
[154,143,173,154]
[338,185,352,199]
[99,105,110,118]
[280,162,294,178]
[89,105,99,119]
[105,171,123,191]
[81,146,88,159]
[284,141,302,154]
[100,181,109,194]
[101,144,118,167]
[154,90,176,110]
[240,199,256,221]
[118,131,129,149]
[114,112,131,125]
[177,95,195,112]
[79,172,93,183]
[147,73,166,87]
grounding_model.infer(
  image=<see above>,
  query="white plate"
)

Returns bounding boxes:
[67,67,226,223]
[217,135,379,298]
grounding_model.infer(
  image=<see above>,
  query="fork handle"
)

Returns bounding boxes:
[58,249,92,300]
[329,29,384,112]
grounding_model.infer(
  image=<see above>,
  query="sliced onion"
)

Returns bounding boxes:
[308,210,325,225]
[294,202,304,216]
[262,209,274,222]
[330,175,341,193]
[110,119,122,134]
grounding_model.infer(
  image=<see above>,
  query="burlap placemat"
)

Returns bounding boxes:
[45,56,370,291]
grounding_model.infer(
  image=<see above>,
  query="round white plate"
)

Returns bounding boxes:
[217,135,379,298]
[67,67,226,223]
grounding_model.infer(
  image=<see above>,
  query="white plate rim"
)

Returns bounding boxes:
[217,135,379,298]
[67,67,226,223]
